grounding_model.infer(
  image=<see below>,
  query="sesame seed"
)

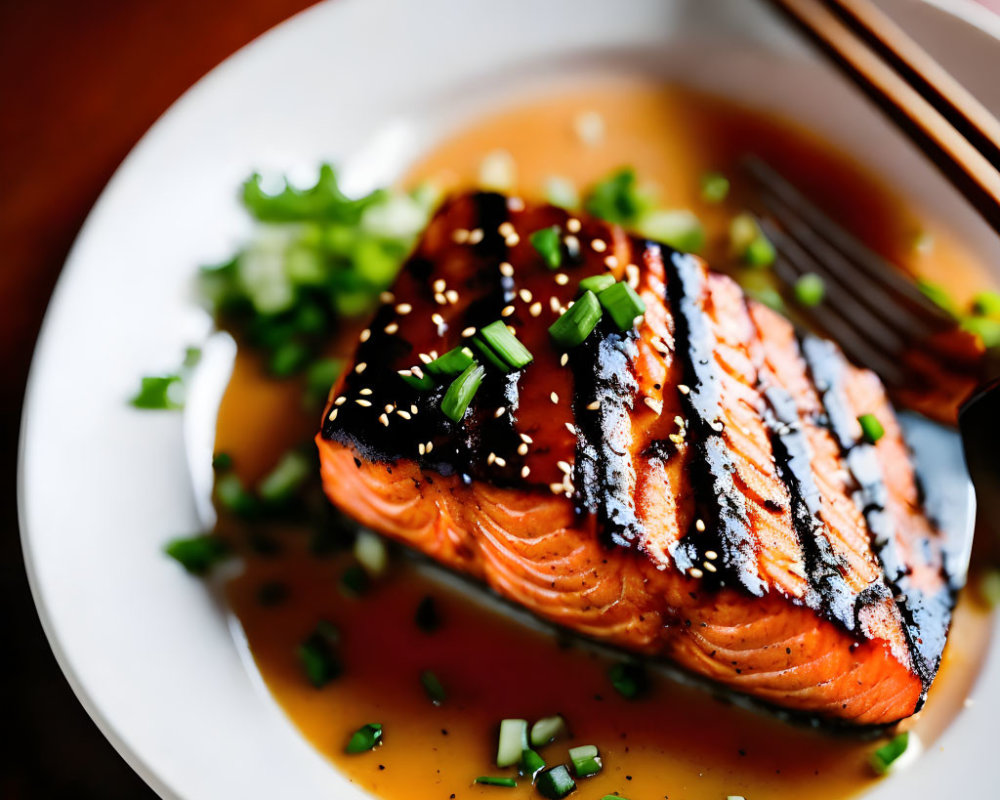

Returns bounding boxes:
[494,407,506,418]
[379,413,389,427]
[563,234,580,251]
[591,239,607,253]
[487,452,497,465]
[711,420,724,432]
[674,416,685,427]
[678,384,690,395]
[605,255,619,269]
[468,228,484,245]
[461,327,476,338]
[499,261,514,277]
[360,328,371,343]
[565,422,577,435]
[334,396,347,406]
[384,322,399,334]
[498,222,515,237]
[410,404,418,414]
[643,396,663,414]
[560,353,569,367]
[507,324,517,335]
[529,301,542,317]
[328,408,339,421]
[426,441,434,453]
[397,410,412,420]
[554,273,569,286]
[356,399,372,408]
[433,279,446,292]
[703,561,718,573]
[695,519,706,532]
[501,305,515,317]
[355,362,368,374]
[689,567,704,579]
[360,388,373,396]
[505,233,520,247]
[411,366,425,379]
[705,550,718,560]
[517,443,529,456]
[521,465,531,478]
[668,433,684,444]
[418,353,433,364]
[566,218,581,233]
[557,460,572,474]
[550,296,561,313]
[550,483,566,495]
[494,456,507,468]
[519,288,533,303]
[380,291,395,304]
[431,313,445,326]
[587,400,600,411]
[445,289,459,303]
[395,303,412,315]
[625,263,640,289]
[434,292,447,305]
[384,404,394,413]
[452,228,470,244]
[550,391,559,404]
[520,433,533,444]
[418,443,426,455]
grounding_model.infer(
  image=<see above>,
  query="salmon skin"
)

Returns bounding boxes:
[317,192,958,725]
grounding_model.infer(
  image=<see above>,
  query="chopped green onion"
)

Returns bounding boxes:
[858,413,885,444]
[215,473,258,518]
[972,290,1000,317]
[212,452,233,472]
[340,564,370,596]
[164,534,229,575]
[978,570,1000,607]
[258,450,311,505]
[399,368,435,391]
[183,346,202,368]
[345,723,383,754]
[415,595,442,632]
[529,715,567,747]
[420,670,447,705]
[441,363,486,422]
[568,744,603,778]
[471,337,511,372]
[130,375,183,410]
[961,315,1000,348]
[730,214,759,256]
[794,273,826,307]
[913,230,935,254]
[535,765,577,799]
[479,321,534,370]
[917,279,958,317]
[298,622,342,687]
[745,234,776,268]
[578,273,616,294]
[602,796,631,800]
[598,282,646,332]
[609,662,647,699]
[700,171,730,204]
[585,167,651,225]
[637,209,705,253]
[426,346,476,377]
[256,581,289,607]
[520,748,546,779]
[544,176,580,209]
[496,719,528,768]
[530,226,563,269]
[269,341,310,377]
[354,530,388,575]
[474,777,517,788]
[869,731,910,775]
[549,290,602,348]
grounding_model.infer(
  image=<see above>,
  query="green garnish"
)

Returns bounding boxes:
[474,777,517,788]
[544,176,580,210]
[345,723,383,754]
[183,346,202,368]
[520,748,546,779]
[730,213,775,268]
[496,719,529,768]
[258,450,311,505]
[858,413,885,444]
[441,363,486,422]
[478,321,534,370]
[426,346,476,378]
[585,167,651,225]
[598,282,646,331]
[215,473,258,518]
[530,226,563,269]
[609,662,647,699]
[529,715,567,747]
[269,341,310,377]
[297,621,342,688]
[568,744,603,778]
[700,171,730,204]
[471,336,511,372]
[602,796,631,800]
[978,570,1000,607]
[212,452,233,471]
[420,670,447,705]
[164,534,229,575]
[868,731,910,775]
[549,290,602,349]
[399,368,435,391]
[415,595,442,632]
[916,279,958,317]
[340,564,370,596]
[794,273,826,307]
[578,273,616,294]
[243,164,384,223]
[130,375,183,410]
[637,209,705,253]
[354,530,388,575]
[745,233,776,268]
[535,765,576,799]
[961,315,1000,348]
[972,290,1000,317]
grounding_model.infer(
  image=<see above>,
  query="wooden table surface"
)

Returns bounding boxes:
[1,0,997,796]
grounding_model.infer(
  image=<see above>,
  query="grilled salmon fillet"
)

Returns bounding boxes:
[317,193,956,725]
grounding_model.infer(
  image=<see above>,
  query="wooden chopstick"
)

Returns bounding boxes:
[765,0,1000,236]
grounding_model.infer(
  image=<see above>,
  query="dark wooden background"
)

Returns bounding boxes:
[1,0,997,797]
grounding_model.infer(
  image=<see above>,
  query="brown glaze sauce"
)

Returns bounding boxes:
[217,81,994,799]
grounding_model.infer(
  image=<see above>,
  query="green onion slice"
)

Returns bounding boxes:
[426,346,476,377]
[549,290,602,349]
[530,226,563,269]
[354,530,388,575]
[869,731,910,775]
[471,336,510,372]
[535,765,577,799]
[398,368,435,391]
[297,622,342,688]
[520,748,546,779]
[529,715,567,747]
[745,234,776,268]
[474,777,517,788]
[700,171,730,204]
[131,374,183,410]
[441,363,485,422]
[858,413,885,444]
[164,534,229,576]
[609,662,647,699]
[496,718,528,768]
[972,290,1000,317]
[578,273,616,294]
[420,669,447,705]
[568,744,603,778]
[478,320,534,370]
[258,450,311,505]
[793,273,826,307]
[215,473,258,518]
[345,723,383,753]
[598,282,646,331]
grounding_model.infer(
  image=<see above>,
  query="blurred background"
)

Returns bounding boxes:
[1,0,998,797]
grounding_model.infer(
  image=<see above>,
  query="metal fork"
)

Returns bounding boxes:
[743,156,1000,559]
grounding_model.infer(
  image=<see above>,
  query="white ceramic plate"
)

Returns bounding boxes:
[18,0,1000,797]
